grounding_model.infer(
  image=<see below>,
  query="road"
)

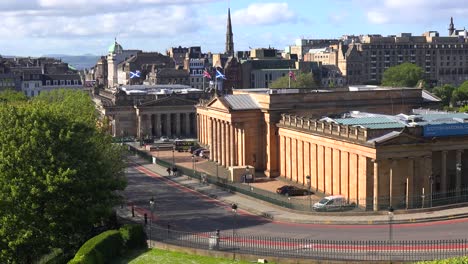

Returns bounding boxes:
[124,162,468,242]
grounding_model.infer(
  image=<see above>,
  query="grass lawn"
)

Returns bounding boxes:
[116,248,263,264]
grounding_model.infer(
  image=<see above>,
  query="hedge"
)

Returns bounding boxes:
[68,230,124,264]
[119,224,147,250]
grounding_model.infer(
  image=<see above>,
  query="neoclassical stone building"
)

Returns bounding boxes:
[196,87,447,210]
[93,84,203,138]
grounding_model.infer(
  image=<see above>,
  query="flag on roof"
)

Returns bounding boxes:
[130,70,141,79]
[216,69,226,80]
[288,70,296,81]
[203,70,212,79]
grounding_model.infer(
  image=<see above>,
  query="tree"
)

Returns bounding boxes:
[0,89,28,103]
[270,72,317,89]
[381,63,424,87]
[432,84,456,107]
[0,90,126,263]
[452,81,468,107]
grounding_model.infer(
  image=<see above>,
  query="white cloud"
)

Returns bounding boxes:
[355,0,468,24]
[232,2,297,26]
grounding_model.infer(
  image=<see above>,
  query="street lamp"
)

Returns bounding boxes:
[429,175,434,208]
[172,145,175,168]
[388,206,394,243]
[192,154,196,178]
[156,146,159,163]
[215,160,219,183]
[306,175,311,210]
[231,203,238,237]
[149,197,155,248]
[245,166,251,188]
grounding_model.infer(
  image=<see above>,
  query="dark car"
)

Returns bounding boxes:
[193,148,206,156]
[276,185,311,197]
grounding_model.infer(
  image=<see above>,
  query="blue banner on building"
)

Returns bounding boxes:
[423,123,468,137]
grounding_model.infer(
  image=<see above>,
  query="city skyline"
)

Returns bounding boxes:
[1,0,468,57]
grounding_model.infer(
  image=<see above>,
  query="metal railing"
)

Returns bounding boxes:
[148,224,468,262]
[127,145,468,212]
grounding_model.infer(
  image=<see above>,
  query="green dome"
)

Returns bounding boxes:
[108,40,123,54]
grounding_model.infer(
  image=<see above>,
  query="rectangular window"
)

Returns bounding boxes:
[53,80,58,85]
[60,80,65,85]
[46,80,51,85]
[66,80,71,85]
[74,80,78,85]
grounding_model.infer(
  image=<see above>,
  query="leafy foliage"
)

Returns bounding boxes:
[0,89,126,263]
[270,72,317,89]
[381,62,424,87]
[0,89,28,103]
[119,224,147,250]
[431,84,456,107]
[68,230,124,264]
[451,81,468,107]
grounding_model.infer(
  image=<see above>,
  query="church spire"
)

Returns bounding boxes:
[225,8,234,56]
[449,17,455,36]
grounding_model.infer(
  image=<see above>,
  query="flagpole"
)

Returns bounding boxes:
[288,67,291,89]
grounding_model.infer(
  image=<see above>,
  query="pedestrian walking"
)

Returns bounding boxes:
[172,167,178,176]
[166,167,171,176]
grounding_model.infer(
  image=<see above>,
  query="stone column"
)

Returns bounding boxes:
[373,160,379,211]
[165,114,171,137]
[176,113,181,137]
[185,113,191,137]
[156,114,162,137]
[208,118,213,160]
[216,120,221,164]
[137,114,142,138]
[406,158,415,209]
[229,123,235,167]
[389,159,397,208]
[221,121,226,167]
[456,150,463,196]
[441,151,448,194]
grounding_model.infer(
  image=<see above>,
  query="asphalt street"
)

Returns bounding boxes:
[124,162,468,241]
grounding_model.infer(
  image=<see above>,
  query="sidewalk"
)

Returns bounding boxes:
[128,154,468,225]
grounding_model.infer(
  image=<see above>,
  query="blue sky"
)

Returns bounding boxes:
[1,0,467,57]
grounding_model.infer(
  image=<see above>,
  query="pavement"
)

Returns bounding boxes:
[127,152,468,225]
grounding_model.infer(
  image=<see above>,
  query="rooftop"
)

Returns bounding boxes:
[120,84,201,95]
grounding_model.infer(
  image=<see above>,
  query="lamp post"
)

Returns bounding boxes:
[149,197,155,248]
[172,145,175,168]
[156,146,159,163]
[245,166,250,187]
[429,175,434,208]
[192,154,195,177]
[306,175,311,210]
[231,203,238,237]
[215,160,219,183]
[388,206,394,243]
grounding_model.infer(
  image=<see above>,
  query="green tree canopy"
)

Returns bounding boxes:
[0,89,126,263]
[0,89,28,103]
[452,81,468,107]
[381,62,424,87]
[432,84,456,107]
[269,72,317,89]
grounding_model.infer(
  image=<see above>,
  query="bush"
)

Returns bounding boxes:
[417,256,468,264]
[68,230,124,264]
[119,224,147,250]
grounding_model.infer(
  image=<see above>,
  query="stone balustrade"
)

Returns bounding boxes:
[279,114,369,142]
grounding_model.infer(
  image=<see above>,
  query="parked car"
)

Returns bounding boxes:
[276,185,311,197]
[313,195,353,212]
[193,148,206,156]
[199,150,210,159]
[160,136,170,142]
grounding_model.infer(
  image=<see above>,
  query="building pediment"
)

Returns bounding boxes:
[138,96,197,108]
[206,96,230,112]
[368,131,426,146]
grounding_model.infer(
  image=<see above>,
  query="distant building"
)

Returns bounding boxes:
[284,38,339,60]
[93,84,203,138]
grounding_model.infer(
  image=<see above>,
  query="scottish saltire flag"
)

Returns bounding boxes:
[216,69,226,80]
[203,70,212,79]
[130,70,141,79]
[288,70,296,81]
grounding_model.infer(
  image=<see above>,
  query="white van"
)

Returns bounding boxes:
[313,195,347,212]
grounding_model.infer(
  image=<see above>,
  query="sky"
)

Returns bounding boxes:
[1,0,468,57]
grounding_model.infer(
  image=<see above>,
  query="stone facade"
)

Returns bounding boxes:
[196,88,442,210]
